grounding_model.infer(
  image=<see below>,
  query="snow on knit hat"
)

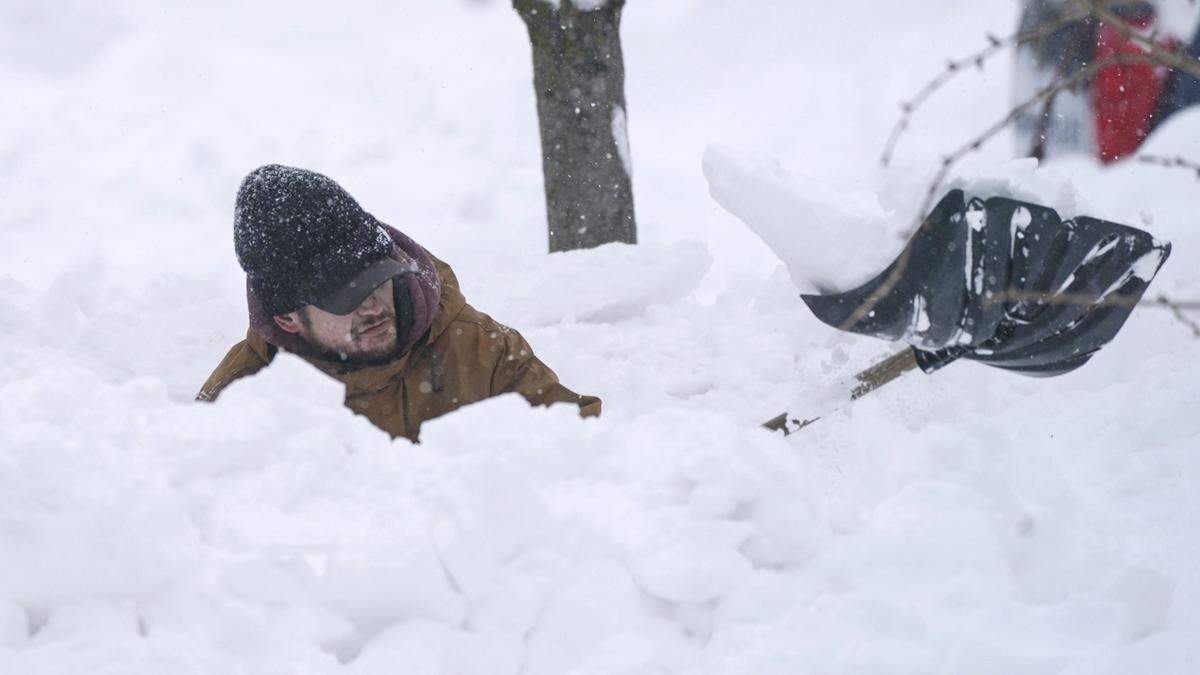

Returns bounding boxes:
[233,164,395,316]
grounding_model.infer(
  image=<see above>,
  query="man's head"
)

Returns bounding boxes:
[273,278,401,363]
[234,164,401,315]
[233,164,416,363]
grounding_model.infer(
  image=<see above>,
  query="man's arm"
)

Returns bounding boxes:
[489,325,601,418]
[195,330,274,402]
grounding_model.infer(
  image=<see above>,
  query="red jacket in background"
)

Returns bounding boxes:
[1092,13,1177,163]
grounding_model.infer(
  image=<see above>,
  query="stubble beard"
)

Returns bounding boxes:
[299,310,401,366]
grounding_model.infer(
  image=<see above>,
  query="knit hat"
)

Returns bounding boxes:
[233,164,400,316]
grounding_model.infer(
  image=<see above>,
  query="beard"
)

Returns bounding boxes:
[299,311,402,366]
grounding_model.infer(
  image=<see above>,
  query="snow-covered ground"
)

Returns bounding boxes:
[2,1,1198,673]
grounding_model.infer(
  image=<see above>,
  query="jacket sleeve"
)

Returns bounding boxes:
[195,332,274,402]
[489,326,601,418]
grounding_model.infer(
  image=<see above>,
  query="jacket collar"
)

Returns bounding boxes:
[243,253,466,396]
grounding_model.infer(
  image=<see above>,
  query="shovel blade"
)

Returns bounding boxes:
[802,191,1171,377]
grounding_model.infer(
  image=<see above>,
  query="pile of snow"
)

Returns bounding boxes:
[702,146,1106,301]
[2,1,1199,673]
[472,240,712,327]
[702,146,897,293]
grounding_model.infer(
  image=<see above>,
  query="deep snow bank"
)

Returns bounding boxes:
[3,1,1199,673]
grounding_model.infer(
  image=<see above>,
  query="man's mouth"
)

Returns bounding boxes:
[357,319,391,337]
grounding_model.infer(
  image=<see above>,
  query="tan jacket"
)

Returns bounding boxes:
[197,256,600,441]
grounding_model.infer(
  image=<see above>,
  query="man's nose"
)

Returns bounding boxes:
[357,286,385,314]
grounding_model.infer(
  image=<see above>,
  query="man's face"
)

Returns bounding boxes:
[274,279,400,363]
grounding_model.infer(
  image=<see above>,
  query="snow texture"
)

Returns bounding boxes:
[571,0,609,11]
[2,1,1199,674]
[702,146,896,293]
[611,104,632,178]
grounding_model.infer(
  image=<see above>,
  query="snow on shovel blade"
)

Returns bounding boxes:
[801,189,1171,377]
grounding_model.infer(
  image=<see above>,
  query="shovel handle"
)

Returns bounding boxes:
[849,348,920,399]
[761,413,820,436]
[763,348,921,435]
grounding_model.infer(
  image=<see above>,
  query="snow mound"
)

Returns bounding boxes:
[702,145,897,293]
[703,147,1102,297]
[1139,107,1200,160]
[3,1,1199,673]
[484,240,712,326]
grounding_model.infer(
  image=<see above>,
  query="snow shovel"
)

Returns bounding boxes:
[764,189,1171,435]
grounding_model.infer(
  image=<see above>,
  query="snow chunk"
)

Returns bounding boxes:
[963,201,983,294]
[1081,235,1121,266]
[1096,248,1168,300]
[965,208,987,233]
[1011,206,1032,256]
[1011,206,1033,231]
[909,294,931,335]
[1130,248,1167,282]
[0,602,28,649]
[630,540,752,605]
[703,146,897,293]
[945,158,1087,218]
[347,619,520,674]
[1109,567,1176,641]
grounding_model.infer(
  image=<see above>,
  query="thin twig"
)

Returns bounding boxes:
[1156,295,1200,337]
[841,52,1158,333]
[1027,89,1062,159]
[1079,0,1200,79]
[1136,154,1200,179]
[914,52,1158,223]
[980,289,1200,311]
[880,8,1089,167]
[862,0,1197,335]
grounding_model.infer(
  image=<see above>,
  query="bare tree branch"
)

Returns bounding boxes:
[880,8,1090,168]
[1078,0,1200,79]
[843,52,1158,332]
[882,0,1200,177]
[1136,154,1200,178]
[770,1,1200,436]
[912,51,1160,224]
[1156,295,1200,337]
[855,1,1200,337]
[979,289,1200,312]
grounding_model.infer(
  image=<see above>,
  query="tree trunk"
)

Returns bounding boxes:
[514,0,637,252]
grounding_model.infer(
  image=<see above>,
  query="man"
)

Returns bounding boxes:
[198,164,600,441]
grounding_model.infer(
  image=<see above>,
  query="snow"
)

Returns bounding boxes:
[1098,248,1170,300]
[1155,0,1200,37]
[1082,236,1122,266]
[702,146,895,293]
[947,158,1088,218]
[2,1,1200,674]
[1011,205,1032,256]
[1130,248,1168,282]
[908,294,931,343]
[571,0,609,12]
[611,104,632,178]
